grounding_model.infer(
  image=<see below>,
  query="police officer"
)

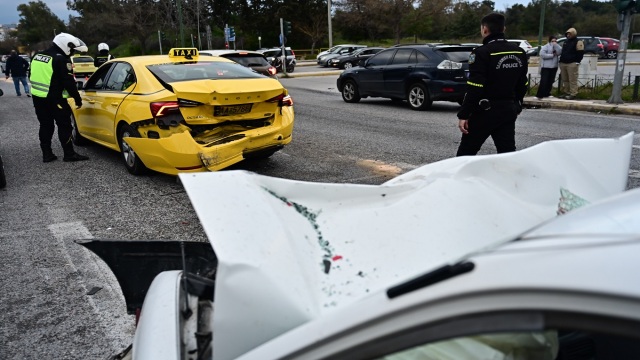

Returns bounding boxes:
[30,32,89,162]
[94,43,115,68]
[456,13,528,156]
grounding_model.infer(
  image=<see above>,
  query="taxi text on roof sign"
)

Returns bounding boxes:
[169,48,199,58]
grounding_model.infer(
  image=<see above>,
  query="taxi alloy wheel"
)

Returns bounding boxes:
[343,62,353,69]
[407,83,433,111]
[342,80,361,103]
[71,113,88,146]
[118,124,148,175]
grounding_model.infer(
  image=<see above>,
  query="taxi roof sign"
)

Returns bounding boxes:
[169,48,199,59]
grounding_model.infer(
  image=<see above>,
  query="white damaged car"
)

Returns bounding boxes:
[80,133,640,360]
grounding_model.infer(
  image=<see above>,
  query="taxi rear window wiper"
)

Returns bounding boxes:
[387,261,475,299]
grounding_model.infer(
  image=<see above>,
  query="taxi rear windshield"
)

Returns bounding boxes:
[147,61,264,82]
[73,57,94,63]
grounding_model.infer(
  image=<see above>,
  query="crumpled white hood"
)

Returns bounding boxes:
[179,133,633,360]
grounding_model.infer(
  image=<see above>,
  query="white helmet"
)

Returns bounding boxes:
[53,32,88,55]
[98,43,109,52]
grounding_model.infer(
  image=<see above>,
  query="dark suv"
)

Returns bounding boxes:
[557,36,605,59]
[336,45,473,110]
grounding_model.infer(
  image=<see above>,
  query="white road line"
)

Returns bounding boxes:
[48,221,135,352]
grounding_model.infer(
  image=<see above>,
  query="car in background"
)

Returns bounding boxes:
[70,48,294,176]
[599,37,620,59]
[258,47,296,73]
[337,44,474,110]
[328,47,385,69]
[557,36,605,58]
[71,55,97,76]
[317,44,366,67]
[507,39,538,58]
[199,50,277,77]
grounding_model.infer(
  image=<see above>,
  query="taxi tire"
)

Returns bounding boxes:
[118,124,148,175]
[342,80,361,103]
[407,83,432,111]
[71,113,88,146]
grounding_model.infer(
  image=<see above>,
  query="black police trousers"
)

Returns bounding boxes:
[456,101,518,156]
[32,96,74,154]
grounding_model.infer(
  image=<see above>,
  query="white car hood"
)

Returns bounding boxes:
[179,133,633,360]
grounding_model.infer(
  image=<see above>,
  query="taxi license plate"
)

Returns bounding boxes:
[214,104,253,116]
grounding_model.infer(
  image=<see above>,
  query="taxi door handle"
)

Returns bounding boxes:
[111,102,119,107]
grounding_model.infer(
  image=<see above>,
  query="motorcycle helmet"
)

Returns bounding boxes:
[98,43,109,52]
[53,33,88,55]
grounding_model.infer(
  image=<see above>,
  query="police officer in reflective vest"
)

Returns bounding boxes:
[456,13,528,156]
[94,43,115,68]
[30,33,89,162]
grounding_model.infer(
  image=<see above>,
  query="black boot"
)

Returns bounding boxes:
[41,146,58,163]
[63,152,89,162]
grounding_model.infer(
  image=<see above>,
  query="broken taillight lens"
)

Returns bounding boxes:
[267,66,277,76]
[150,101,179,117]
[266,93,293,106]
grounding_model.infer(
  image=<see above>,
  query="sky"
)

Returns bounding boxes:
[0,0,522,27]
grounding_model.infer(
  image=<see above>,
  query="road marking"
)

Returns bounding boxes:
[48,221,134,352]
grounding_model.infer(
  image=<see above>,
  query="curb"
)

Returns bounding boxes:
[524,98,640,116]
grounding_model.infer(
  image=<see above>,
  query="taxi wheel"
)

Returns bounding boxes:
[71,113,88,146]
[342,80,361,103]
[118,124,148,175]
[407,83,432,111]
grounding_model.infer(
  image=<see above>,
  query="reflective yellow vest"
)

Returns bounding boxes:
[30,53,69,98]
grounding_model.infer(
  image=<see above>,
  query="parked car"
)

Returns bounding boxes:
[317,44,367,67]
[70,47,294,175]
[507,39,538,59]
[257,47,296,73]
[599,37,620,59]
[557,36,605,58]
[328,47,385,69]
[71,54,97,76]
[199,50,277,77]
[80,134,640,360]
[337,44,474,110]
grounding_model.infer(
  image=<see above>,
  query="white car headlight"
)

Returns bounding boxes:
[437,60,463,70]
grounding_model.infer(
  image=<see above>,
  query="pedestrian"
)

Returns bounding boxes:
[4,50,31,97]
[536,36,562,100]
[29,32,89,162]
[558,27,584,100]
[456,13,529,156]
[94,43,115,68]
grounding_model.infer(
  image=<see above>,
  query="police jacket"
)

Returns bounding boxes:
[29,45,82,104]
[94,50,114,68]
[457,33,529,120]
[559,37,584,64]
[4,54,29,77]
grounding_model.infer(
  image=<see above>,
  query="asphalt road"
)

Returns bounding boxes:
[1,76,639,359]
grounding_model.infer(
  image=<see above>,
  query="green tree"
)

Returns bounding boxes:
[16,1,66,47]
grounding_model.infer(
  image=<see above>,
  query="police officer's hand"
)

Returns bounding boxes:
[458,119,469,135]
[75,99,82,109]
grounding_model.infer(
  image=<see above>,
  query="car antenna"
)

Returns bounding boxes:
[181,241,193,319]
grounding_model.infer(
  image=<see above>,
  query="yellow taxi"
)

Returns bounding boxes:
[70,48,294,175]
[71,55,98,76]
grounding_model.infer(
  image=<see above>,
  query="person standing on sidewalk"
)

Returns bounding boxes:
[4,50,31,97]
[536,36,562,100]
[456,13,528,156]
[29,32,89,163]
[558,28,584,100]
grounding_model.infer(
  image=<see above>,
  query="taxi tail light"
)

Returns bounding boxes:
[150,101,180,117]
[267,66,277,76]
[266,93,293,106]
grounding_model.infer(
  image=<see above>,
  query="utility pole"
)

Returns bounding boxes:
[608,1,637,104]
[280,18,287,76]
[536,0,547,56]
[327,0,333,48]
